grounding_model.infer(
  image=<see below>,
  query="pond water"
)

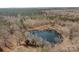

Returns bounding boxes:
[27,30,62,44]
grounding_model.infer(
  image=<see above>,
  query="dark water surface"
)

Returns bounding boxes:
[30,30,62,43]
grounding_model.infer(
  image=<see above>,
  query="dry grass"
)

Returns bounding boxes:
[1,8,79,52]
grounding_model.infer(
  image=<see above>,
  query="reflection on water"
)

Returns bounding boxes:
[26,30,62,44]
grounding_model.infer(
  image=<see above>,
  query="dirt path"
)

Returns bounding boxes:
[28,24,51,31]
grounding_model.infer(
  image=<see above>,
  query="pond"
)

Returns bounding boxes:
[26,29,63,44]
